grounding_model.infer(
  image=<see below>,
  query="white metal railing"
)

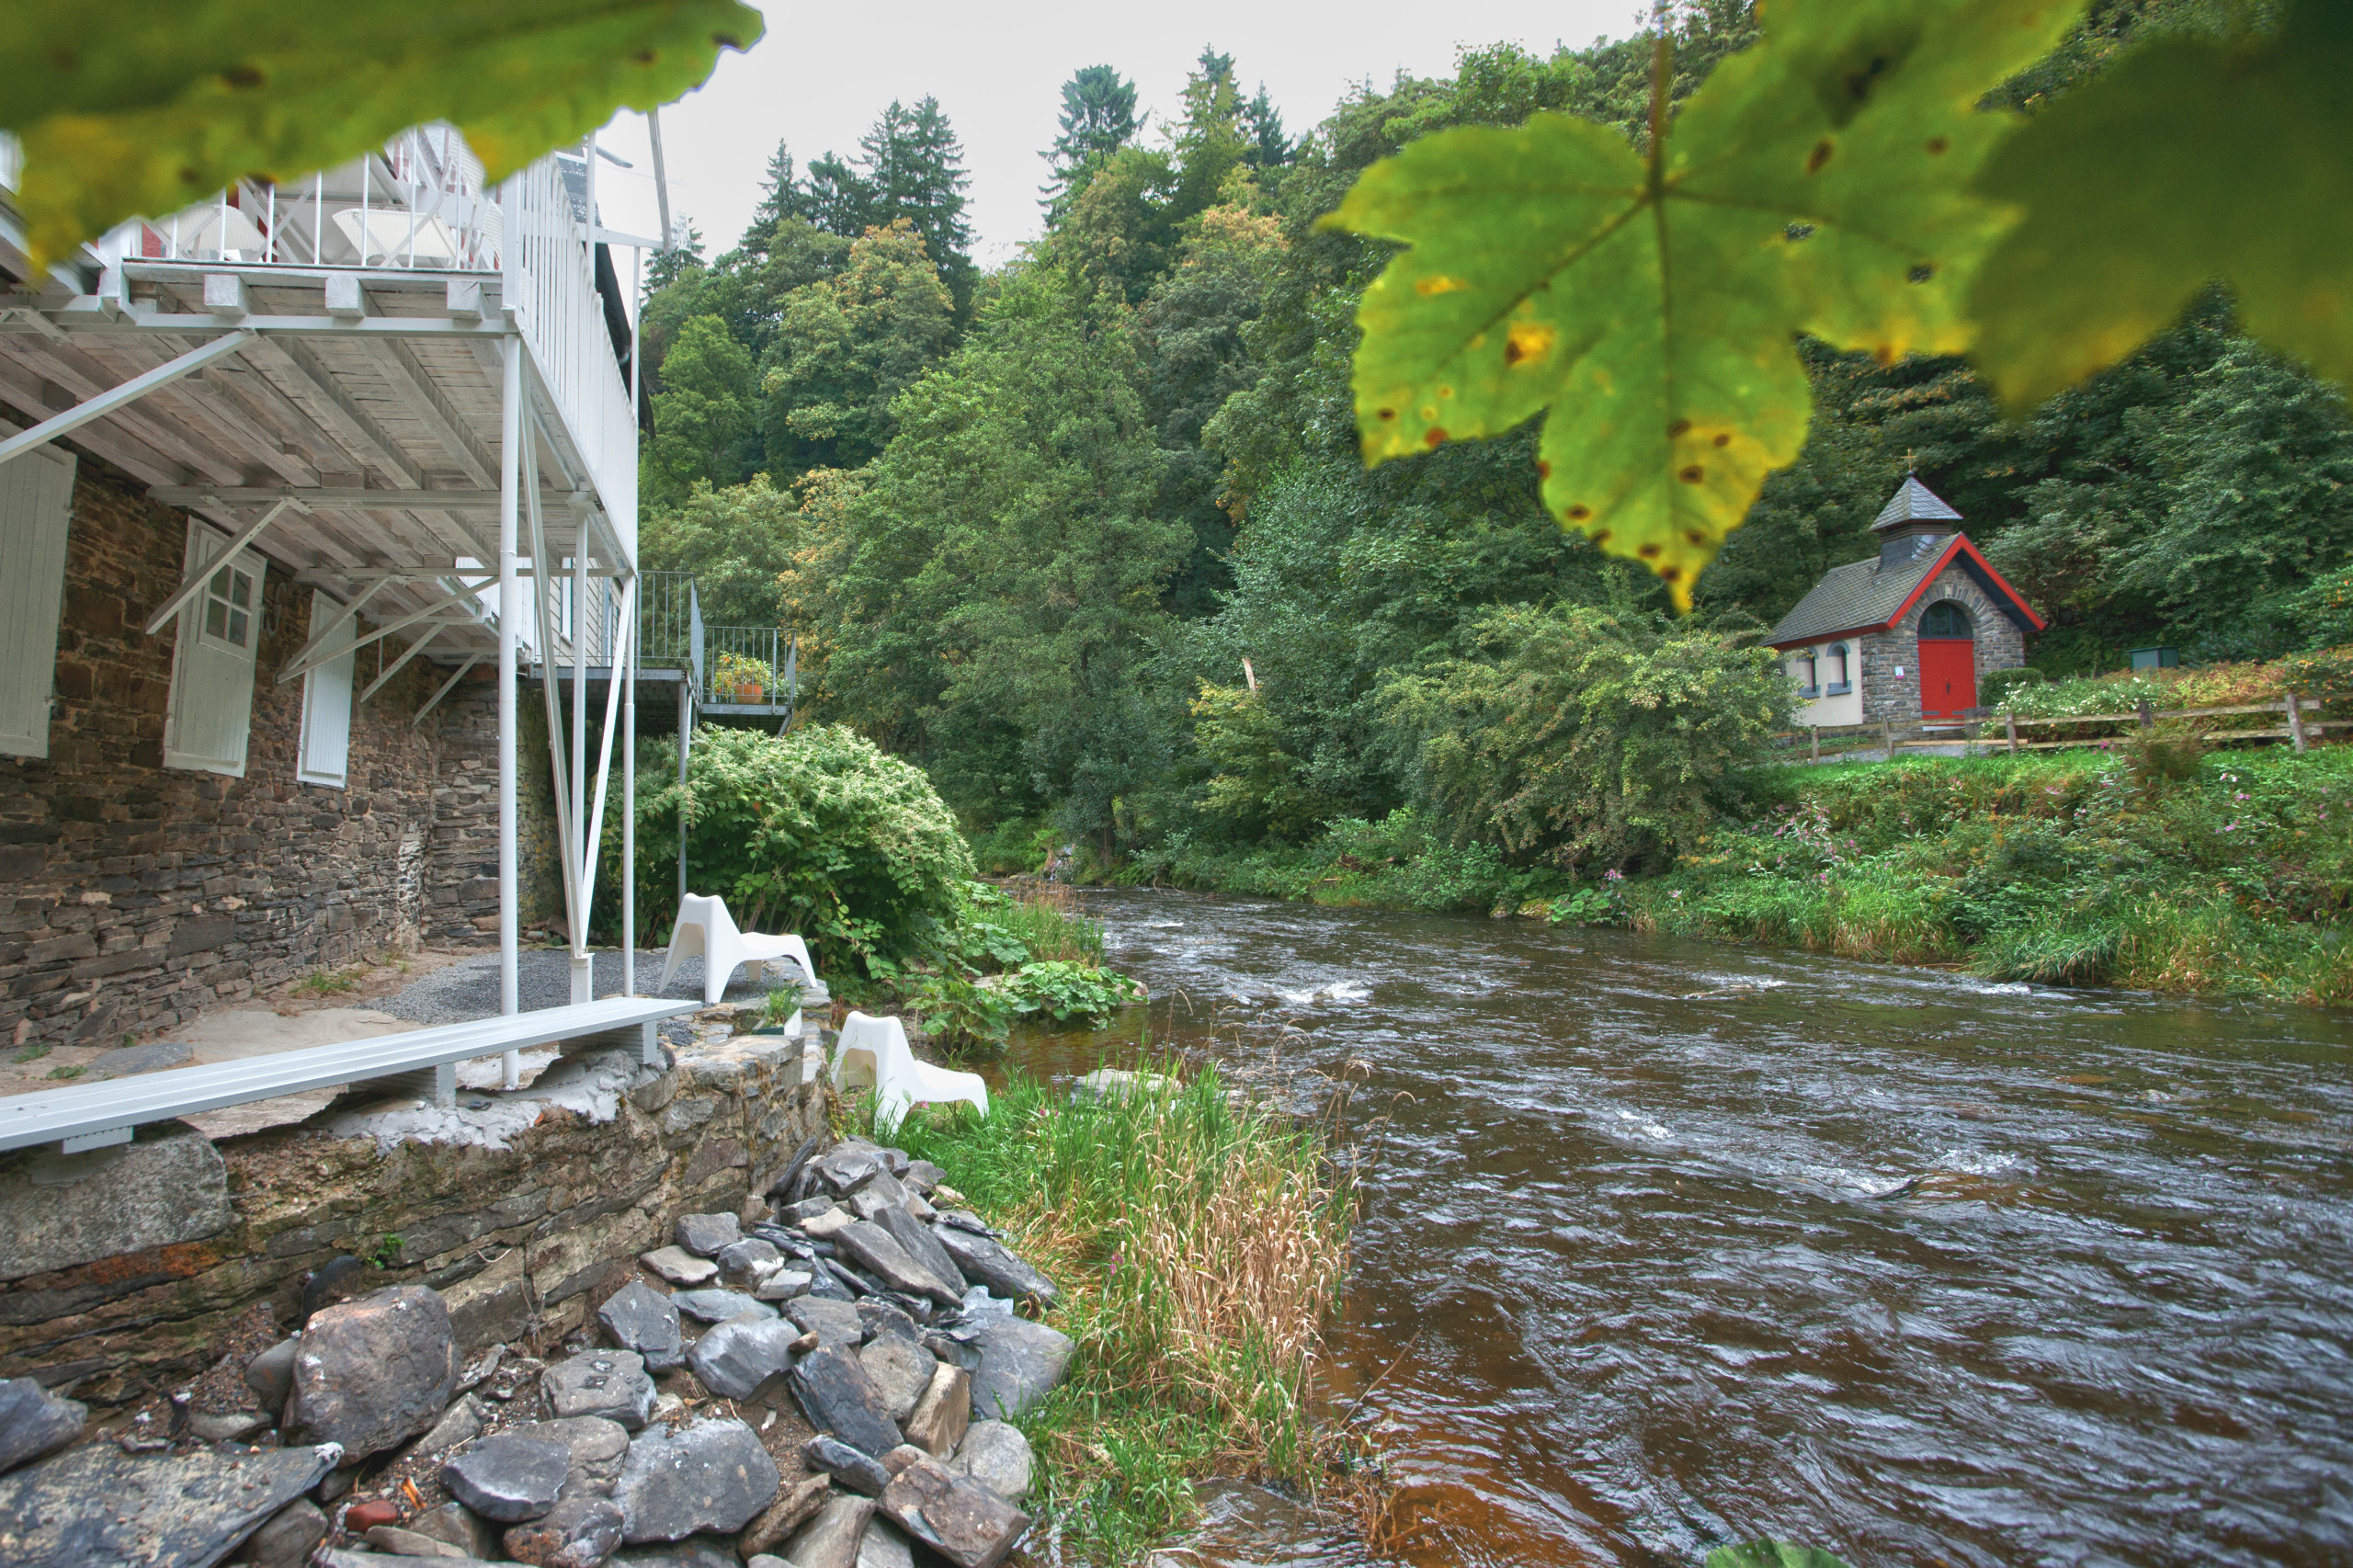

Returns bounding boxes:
[99,126,500,272]
[505,156,637,556]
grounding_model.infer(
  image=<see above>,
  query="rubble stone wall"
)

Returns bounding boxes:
[0,1028,831,1410]
[0,452,558,1049]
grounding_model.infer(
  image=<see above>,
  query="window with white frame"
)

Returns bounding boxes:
[163,519,265,776]
[0,446,75,759]
[296,589,355,788]
[1824,642,1851,694]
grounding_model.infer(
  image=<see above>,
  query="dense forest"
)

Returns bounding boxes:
[634,0,2353,878]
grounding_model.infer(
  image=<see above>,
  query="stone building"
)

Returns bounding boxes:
[1768,477,2043,725]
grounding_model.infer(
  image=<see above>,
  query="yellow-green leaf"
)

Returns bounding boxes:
[5,1,764,271]
[1323,0,2081,608]
[1970,0,2353,413]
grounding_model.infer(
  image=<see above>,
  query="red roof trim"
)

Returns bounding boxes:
[1767,533,2045,650]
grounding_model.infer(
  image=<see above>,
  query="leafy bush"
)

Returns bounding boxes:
[615,724,974,978]
[1377,602,1794,871]
[905,971,1014,1057]
[1004,960,1144,1027]
[955,881,1104,969]
[1977,665,2049,710]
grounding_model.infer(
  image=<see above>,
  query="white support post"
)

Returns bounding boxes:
[571,543,591,1005]
[624,244,641,999]
[623,594,637,995]
[497,338,522,1090]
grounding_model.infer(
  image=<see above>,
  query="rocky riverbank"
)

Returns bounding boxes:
[0,1134,1068,1568]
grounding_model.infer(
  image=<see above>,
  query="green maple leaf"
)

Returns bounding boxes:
[1970,0,2353,413]
[4,1,764,271]
[1322,0,2082,608]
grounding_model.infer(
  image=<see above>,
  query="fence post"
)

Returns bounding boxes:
[2286,691,2308,754]
[1811,725,1820,763]
[2137,697,2154,731]
[1882,719,1895,758]
[2006,710,2018,755]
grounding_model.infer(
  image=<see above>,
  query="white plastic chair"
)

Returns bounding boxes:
[659,893,819,1007]
[832,1011,988,1132]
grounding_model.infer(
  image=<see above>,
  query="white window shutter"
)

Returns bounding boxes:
[296,589,355,788]
[0,446,75,759]
[163,518,264,777]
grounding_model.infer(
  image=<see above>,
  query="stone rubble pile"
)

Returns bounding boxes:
[0,1136,1066,1568]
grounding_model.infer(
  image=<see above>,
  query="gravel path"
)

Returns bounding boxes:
[377,947,808,1030]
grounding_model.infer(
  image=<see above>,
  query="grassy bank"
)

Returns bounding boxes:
[1138,746,2353,1006]
[873,1065,1355,1563]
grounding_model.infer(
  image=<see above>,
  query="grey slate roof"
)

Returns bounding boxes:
[1767,547,1948,647]
[1872,476,1962,531]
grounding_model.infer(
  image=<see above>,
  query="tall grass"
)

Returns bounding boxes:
[992,881,1106,965]
[876,1064,1354,1564]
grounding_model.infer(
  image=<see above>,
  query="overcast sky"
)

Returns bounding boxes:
[582,0,1642,274]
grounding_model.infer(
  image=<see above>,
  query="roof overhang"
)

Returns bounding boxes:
[1769,534,2045,650]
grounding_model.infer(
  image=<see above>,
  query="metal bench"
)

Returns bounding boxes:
[0,997,699,1154]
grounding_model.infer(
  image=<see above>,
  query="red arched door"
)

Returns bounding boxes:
[1916,600,1976,717]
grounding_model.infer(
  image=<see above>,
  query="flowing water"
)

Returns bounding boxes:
[1002,889,2353,1568]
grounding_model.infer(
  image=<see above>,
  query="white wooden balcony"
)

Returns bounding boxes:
[0,128,637,675]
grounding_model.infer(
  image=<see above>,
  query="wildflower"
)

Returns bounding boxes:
[1604,868,1624,882]
[2235,792,2249,801]
[1669,889,1682,899]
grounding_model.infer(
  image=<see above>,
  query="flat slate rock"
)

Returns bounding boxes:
[0,1379,85,1474]
[877,1455,1032,1568]
[614,1415,779,1542]
[801,1434,892,1497]
[501,1495,626,1568]
[858,1517,915,1568]
[0,1439,337,1568]
[598,1281,685,1371]
[858,1335,937,1423]
[904,1364,971,1460]
[832,1221,961,1309]
[674,1212,741,1259]
[755,1268,816,1302]
[80,1040,195,1079]
[609,1540,740,1568]
[784,1295,865,1352]
[640,1246,718,1287]
[779,1494,875,1568]
[686,1315,800,1402]
[965,1315,1074,1423]
[543,1349,655,1429]
[788,1346,904,1459]
[441,1432,569,1522]
[670,1288,773,1324]
[872,1205,966,1298]
[508,1416,633,1502]
[932,1225,1059,1308]
[717,1237,783,1281]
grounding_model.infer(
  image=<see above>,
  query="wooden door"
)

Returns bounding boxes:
[1918,638,1976,717]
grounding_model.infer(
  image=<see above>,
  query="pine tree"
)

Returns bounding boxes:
[856,97,975,317]
[744,142,804,254]
[1042,64,1142,208]
[643,219,705,296]
[801,153,872,240]
[1242,85,1295,171]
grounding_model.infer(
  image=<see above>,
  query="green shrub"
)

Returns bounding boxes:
[614,724,974,979]
[1004,960,1144,1026]
[1978,665,2050,710]
[905,971,1015,1057]
[1377,601,1794,872]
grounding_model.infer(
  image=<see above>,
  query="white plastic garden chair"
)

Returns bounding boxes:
[659,893,819,1007]
[831,1011,988,1132]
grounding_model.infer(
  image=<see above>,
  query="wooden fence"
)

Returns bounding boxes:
[1773,693,2346,763]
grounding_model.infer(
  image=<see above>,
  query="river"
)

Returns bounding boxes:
[1001,889,2353,1568]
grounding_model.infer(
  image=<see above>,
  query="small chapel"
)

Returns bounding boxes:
[1768,475,2044,725]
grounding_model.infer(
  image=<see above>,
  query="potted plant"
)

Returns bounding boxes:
[748,979,805,1039]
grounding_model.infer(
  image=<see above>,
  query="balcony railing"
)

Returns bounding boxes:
[703,626,795,710]
[101,126,499,271]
